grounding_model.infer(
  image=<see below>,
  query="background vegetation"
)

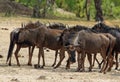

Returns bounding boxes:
[2,0,120,20]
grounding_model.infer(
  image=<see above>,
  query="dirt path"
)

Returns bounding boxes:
[0,17,120,82]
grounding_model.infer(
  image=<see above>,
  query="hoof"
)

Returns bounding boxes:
[54,65,59,69]
[98,65,101,69]
[75,68,81,72]
[0,55,3,58]
[80,70,85,72]
[107,68,111,72]
[8,64,11,66]
[40,66,44,69]
[17,64,20,67]
[89,69,92,72]
[103,71,106,74]
[51,64,55,67]
[53,67,57,69]
[75,69,80,72]
[99,70,102,73]
[28,63,32,66]
[34,64,40,69]
[115,67,118,70]
[75,70,85,72]
[54,66,58,69]
[66,66,70,70]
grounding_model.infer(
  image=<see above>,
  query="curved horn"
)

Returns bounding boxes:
[21,23,24,28]
[42,21,47,26]
[23,23,25,28]
[66,24,69,29]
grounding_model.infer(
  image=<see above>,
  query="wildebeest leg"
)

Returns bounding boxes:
[8,57,12,66]
[92,54,96,67]
[52,50,58,67]
[81,52,86,72]
[95,57,101,69]
[93,53,101,69]
[41,48,45,68]
[28,46,35,66]
[28,46,31,66]
[66,58,70,69]
[54,48,65,69]
[14,45,21,66]
[66,50,76,69]
[115,52,118,70]
[76,53,81,72]
[34,48,42,69]
[66,49,76,69]
[99,51,107,73]
[99,60,104,69]
[87,53,92,72]
[8,45,21,66]
[105,55,114,72]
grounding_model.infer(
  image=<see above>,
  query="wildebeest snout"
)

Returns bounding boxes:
[69,50,76,63]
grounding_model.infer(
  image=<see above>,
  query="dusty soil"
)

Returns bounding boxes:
[0,17,120,82]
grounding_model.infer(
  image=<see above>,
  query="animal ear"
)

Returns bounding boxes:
[66,24,69,29]
[48,21,51,26]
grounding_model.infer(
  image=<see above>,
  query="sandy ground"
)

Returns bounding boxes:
[0,17,120,82]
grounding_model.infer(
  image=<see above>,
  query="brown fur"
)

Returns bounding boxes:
[7,21,42,66]
[62,30,116,73]
[18,24,66,68]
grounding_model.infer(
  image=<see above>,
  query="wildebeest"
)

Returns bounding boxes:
[15,23,75,69]
[92,22,120,70]
[47,22,67,67]
[60,25,102,69]
[7,21,43,66]
[60,29,115,73]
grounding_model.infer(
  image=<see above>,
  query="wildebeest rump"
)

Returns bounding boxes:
[61,29,115,73]
[7,21,43,66]
[92,22,120,69]
[7,28,35,66]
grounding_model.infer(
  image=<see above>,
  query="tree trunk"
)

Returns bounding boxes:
[32,5,40,18]
[84,0,91,21]
[94,0,104,21]
[32,0,42,18]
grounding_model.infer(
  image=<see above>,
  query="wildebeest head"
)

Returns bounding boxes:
[67,50,76,63]
[62,29,79,48]
[61,29,79,63]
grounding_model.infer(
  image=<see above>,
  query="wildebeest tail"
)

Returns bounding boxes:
[106,37,115,58]
[6,33,16,63]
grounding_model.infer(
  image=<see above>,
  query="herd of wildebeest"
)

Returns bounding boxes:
[5,21,120,74]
